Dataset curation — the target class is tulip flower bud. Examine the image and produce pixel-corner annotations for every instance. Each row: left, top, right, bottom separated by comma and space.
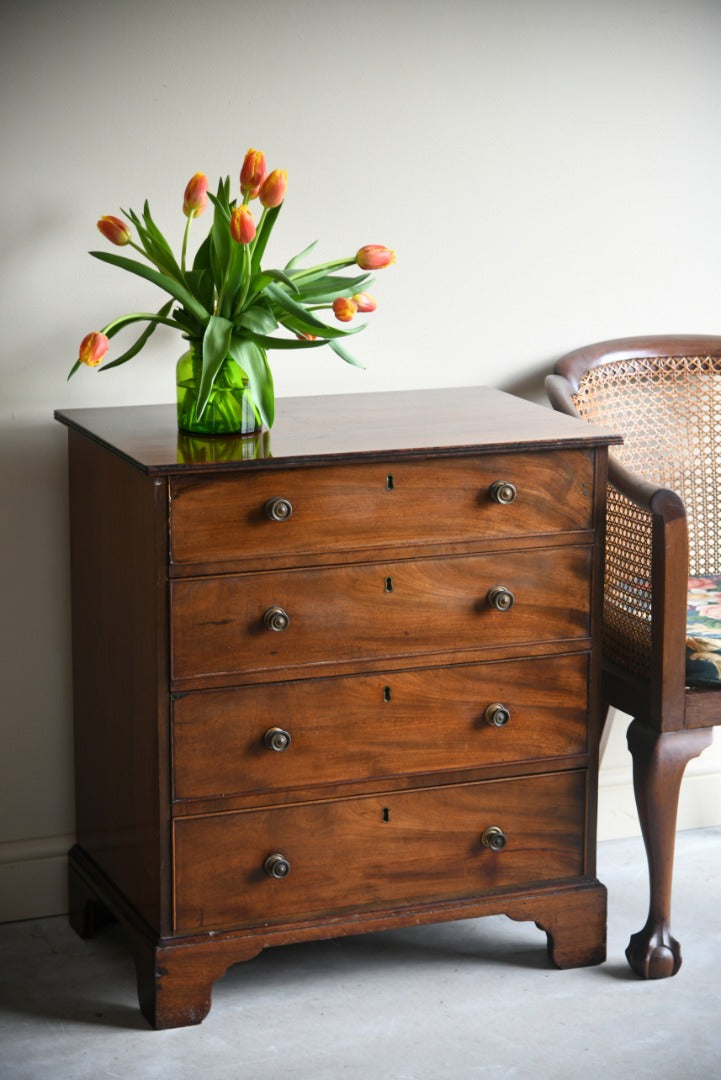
240, 148, 267, 198
230, 204, 256, 244
259, 169, 288, 209
352, 292, 377, 312
97, 215, 131, 246
183, 172, 209, 218
356, 245, 396, 270
78, 331, 110, 368
332, 297, 358, 323
295, 331, 318, 340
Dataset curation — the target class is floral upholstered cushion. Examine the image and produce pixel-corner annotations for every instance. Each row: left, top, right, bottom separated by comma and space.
686, 576, 721, 687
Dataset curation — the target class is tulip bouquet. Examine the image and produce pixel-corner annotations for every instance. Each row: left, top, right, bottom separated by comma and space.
70, 149, 395, 434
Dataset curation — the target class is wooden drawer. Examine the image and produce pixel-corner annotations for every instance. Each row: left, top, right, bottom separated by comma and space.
173, 771, 587, 932
169, 451, 594, 571
172, 653, 589, 801
170, 545, 592, 684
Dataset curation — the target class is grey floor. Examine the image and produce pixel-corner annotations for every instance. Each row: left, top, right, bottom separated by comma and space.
0, 829, 719, 1080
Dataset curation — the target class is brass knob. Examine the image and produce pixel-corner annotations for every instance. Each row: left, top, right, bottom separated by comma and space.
487, 585, 514, 612
263, 606, 290, 632
489, 480, 517, 505
485, 703, 510, 727
481, 826, 507, 851
264, 727, 292, 752
265, 496, 293, 522
264, 853, 291, 878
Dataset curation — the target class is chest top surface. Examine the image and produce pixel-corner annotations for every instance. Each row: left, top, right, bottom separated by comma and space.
55, 386, 620, 475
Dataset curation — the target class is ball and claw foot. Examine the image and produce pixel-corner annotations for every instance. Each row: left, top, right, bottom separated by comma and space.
625, 923, 682, 980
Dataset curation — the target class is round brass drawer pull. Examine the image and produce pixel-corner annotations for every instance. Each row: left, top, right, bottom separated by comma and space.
264, 727, 292, 752
263, 606, 290, 632
264, 853, 291, 878
489, 480, 517, 505
485, 703, 510, 727
264, 496, 293, 522
487, 585, 514, 612
481, 826, 507, 852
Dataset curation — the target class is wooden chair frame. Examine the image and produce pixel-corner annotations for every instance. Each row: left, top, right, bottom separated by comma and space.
547, 334, 718, 979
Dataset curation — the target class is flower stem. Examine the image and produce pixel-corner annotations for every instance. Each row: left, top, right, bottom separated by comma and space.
101, 312, 179, 335
181, 214, 193, 274
291, 257, 356, 279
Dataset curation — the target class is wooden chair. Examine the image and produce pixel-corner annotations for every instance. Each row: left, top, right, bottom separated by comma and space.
546, 335, 720, 979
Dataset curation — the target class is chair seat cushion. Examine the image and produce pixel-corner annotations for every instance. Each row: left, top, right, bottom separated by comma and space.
686, 576, 721, 686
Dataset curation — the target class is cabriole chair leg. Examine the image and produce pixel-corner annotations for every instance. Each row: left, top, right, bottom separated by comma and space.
625, 719, 713, 978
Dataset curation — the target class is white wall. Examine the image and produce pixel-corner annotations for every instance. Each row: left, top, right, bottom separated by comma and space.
1, 0, 720, 921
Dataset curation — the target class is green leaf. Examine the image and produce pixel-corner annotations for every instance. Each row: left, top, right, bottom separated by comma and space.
295, 273, 374, 305
219, 238, 248, 318
229, 336, 275, 428
284, 240, 318, 270
266, 283, 366, 339
101, 301, 175, 371
248, 267, 299, 298
196, 315, 234, 418
121, 205, 181, 281
236, 304, 279, 335
90, 250, 210, 322
103, 300, 176, 339
172, 307, 204, 339
240, 332, 327, 350
184, 268, 215, 312
329, 338, 365, 369
251, 203, 282, 273
141, 201, 184, 279
68, 300, 175, 379
210, 200, 232, 286
192, 231, 213, 273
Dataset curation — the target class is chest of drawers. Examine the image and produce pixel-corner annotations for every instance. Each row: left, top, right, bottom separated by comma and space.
56, 386, 619, 1029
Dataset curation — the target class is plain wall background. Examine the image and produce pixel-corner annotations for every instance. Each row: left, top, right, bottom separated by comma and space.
1, 0, 720, 921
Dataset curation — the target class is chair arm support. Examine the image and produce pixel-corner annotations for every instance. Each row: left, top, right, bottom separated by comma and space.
607, 457, 689, 728
546, 370, 688, 727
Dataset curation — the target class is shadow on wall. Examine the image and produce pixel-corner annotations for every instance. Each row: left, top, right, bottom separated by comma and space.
497, 359, 555, 406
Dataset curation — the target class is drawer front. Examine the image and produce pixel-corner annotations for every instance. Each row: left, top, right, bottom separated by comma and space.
169, 451, 594, 569
170, 546, 591, 683
172, 653, 589, 801
173, 771, 587, 932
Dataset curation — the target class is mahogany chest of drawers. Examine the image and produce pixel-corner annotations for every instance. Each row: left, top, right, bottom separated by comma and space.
56, 387, 619, 1029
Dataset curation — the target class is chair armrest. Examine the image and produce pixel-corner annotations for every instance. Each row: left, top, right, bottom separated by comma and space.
545, 372, 581, 417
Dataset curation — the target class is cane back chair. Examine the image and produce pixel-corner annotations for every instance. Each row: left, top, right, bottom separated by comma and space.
546, 335, 720, 979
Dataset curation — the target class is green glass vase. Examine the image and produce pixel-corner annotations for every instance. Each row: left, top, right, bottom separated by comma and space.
176, 346, 261, 436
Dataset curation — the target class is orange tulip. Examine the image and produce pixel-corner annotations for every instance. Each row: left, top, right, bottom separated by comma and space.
97, 215, 131, 246
352, 292, 377, 312
356, 244, 396, 270
78, 331, 109, 368
259, 169, 288, 209
240, 148, 266, 198
182, 172, 209, 217
332, 297, 358, 323
230, 204, 256, 244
